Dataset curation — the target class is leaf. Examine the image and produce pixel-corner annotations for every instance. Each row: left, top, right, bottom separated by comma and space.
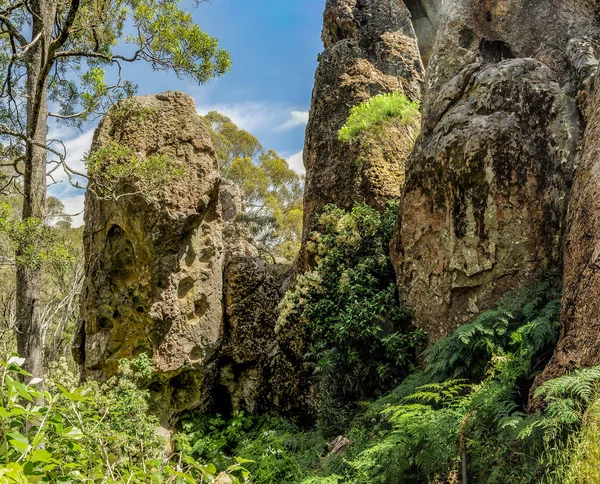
31, 448, 54, 463
6, 375, 33, 401
28, 377, 43, 386
234, 457, 255, 465
7, 356, 25, 367
63, 427, 85, 440
8, 431, 30, 454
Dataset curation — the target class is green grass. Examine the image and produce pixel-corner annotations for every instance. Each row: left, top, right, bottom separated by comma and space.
561, 398, 600, 483
338, 92, 420, 143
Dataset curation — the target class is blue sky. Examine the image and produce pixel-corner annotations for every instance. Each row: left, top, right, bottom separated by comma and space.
49, 0, 325, 224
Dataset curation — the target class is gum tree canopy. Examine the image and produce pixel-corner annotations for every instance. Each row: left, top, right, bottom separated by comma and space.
0, 0, 230, 377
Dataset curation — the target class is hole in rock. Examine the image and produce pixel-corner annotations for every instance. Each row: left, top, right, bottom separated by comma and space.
459, 28, 477, 49
479, 39, 515, 63
178, 276, 195, 299
212, 384, 233, 416
194, 294, 209, 319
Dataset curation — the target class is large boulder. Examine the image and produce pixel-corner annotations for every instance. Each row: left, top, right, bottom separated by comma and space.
297, 0, 424, 273
391, 1, 597, 343
74, 91, 224, 421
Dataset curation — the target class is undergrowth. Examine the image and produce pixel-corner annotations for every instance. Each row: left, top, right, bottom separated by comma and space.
0, 355, 251, 483
276, 203, 425, 434
180, 276, 600, 483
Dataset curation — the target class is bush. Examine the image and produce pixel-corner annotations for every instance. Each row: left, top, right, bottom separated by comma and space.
177, 278, 600, 484
277, 203, 424, 434
338, 277, 600, 484
0, 355, 251, 483
338, 93, 420, 143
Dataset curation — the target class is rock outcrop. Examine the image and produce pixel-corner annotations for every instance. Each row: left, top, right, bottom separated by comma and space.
75, 92, 224, 420
75, 92, 308, 422
403, 0, 442, 65
219, 257, 307, 414
220, 178, 258, 261
533, 42, 600, 391
298, 0, 424, 272
391, 0, 597, 343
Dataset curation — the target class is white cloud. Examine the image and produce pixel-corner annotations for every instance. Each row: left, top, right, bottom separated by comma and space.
287, 150, 305, 175
277, 111, 309, 131
196, 101, 309, 134
59, 194, 86, 228
45, 128, 93, 227
47, 128, 94, 185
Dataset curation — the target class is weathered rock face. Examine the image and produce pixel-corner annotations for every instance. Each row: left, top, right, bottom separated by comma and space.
220, 178, 258, 262
533, 42, 600, 391
298, 0, 424, 272
391, 1, 597, 343
74, 91, 224, 419
219, 257, 308, 414
404, 0, 442, 65
425, 0, 598, 95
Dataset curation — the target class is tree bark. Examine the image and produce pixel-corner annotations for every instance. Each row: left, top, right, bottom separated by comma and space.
530, 78, 600, 397
16, 0, 56, 378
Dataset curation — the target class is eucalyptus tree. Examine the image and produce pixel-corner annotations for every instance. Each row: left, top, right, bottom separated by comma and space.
0, 0, 230, 376
202, 111, 304, 263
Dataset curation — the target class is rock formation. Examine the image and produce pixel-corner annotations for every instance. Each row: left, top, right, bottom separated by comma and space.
391, 0, 597, 342
219, 257, 307, 414
298, 0, 425, 272
533, 41, 600, 391
74, 92, 224, 420
75, 91, 307, 422
403, 0, 442, 65
220, 178, 258, 262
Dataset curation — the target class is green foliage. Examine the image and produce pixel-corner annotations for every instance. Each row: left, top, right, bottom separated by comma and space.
334, 277, 587, 484
201, 111, 303, 263
424, 279, 562, 382
277, 203, 424, 434
178, 412, 324, 484
172, 278, 600, 484
0, 202, 76, 270
0, 0, 230, 129
85, 139, 185, 200
560, 397, 600, 483
0, 355, 251, 483
202, 111, 263, 173
0, 196, 83, 362
338, 93, 420, 143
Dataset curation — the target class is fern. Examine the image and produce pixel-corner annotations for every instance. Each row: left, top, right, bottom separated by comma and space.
535, 367, 600, 405
350, 277, 569, 483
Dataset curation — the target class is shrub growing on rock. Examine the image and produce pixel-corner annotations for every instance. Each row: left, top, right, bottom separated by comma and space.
277, 203, 424, 433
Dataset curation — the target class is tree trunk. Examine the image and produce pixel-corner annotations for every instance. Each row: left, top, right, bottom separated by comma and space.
16, 0, 55, 378
531, 78, 600, 397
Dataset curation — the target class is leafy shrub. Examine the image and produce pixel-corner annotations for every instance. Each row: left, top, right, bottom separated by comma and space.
176, 278, 600, 484
0, 355, 251, 483
277, 203, 425, 434
85, 141, 185, 201
338, 93, 420, 143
